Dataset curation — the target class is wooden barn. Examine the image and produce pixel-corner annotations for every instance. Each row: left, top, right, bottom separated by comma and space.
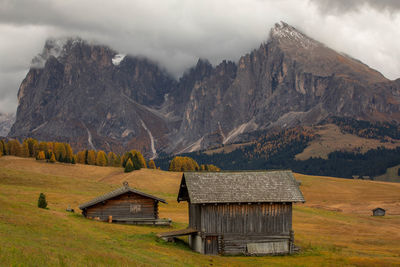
79, 182, 171, 225
372, 207, 385, 216
176, 171, 305, 255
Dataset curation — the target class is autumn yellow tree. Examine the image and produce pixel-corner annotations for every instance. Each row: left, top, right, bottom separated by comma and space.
38, 142, 48, 154
54, 143, 66, 162
7, 140, 21, 156
48, 152, 56, 163
36, 151, 46, 160
18, 141, 30, 157
169, 156, 199, 171
87, 150, 96, 165
76, 151, 86, 164
0, 140, 7, 155
64, 143, 74, 163
96, 150, 108, 166
24, 138, 39, 157
148, 160, 156, 169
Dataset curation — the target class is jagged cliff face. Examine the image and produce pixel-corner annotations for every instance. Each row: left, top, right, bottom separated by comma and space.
9, 39, 176, 157
0, 113, 15, 137
172, 22, 400, 152
9, 23, 400, 156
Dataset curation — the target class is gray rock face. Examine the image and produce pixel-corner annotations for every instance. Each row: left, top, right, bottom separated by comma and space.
0, 113, 15, 137
9, 23, 400, 156
171, 22, 400, 152
9, 39, 175, 156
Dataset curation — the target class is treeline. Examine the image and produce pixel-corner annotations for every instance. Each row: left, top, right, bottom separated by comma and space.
288, 147, 400, 178
0, 138, 157, 172
326, 116, 400, 140
0, 138, 75, 163
168, 156, 220, 172
156, 126, 400, 179
0, 138, 220, 173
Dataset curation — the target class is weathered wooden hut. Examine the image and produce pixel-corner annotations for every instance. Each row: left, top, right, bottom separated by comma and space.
372, 207, 385, 216
176, 171, 305, 255
79, 182, 170, 225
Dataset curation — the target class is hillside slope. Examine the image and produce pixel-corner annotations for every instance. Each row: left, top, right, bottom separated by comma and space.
0, 156, 399, 266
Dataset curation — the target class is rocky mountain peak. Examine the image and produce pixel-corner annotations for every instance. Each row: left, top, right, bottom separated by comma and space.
269, 21, 319, 49
8, 22, 400, 156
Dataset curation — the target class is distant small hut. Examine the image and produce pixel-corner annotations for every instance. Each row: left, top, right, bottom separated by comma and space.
372, 207, 385, 216
79, 182, 170, 225
172, 170, 305, 255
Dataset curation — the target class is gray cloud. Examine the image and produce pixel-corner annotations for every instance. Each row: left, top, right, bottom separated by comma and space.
0, 0, 399, 114
310, 0, 400, 14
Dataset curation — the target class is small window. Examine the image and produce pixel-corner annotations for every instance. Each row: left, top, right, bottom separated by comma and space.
130, 204, 141, 213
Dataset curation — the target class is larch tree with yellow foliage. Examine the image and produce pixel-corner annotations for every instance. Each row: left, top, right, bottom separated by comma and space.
96, 151, 108, 166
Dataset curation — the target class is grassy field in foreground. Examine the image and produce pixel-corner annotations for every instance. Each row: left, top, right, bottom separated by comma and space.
0, 156, 400, 266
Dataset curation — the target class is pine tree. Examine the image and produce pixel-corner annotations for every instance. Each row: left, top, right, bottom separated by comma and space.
96, 150, 108, 166
87, 150, 96, 165
36, 151, 46, 160
37, 193, 47, 209
132, 150, 146, 168
48, 152, 56, 163
148, 160, 156, 169
71, 155, 77, 164
124, 158, 134, 173
114, 154, 122, 167
132, 154, 141, 170
0, 142, 3, 157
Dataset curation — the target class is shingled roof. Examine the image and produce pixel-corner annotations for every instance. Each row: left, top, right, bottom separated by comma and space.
79, 182, 166, 210
178, 171, 305, 204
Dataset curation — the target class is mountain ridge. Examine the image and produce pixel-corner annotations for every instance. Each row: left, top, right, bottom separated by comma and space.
8, 22, 400, 157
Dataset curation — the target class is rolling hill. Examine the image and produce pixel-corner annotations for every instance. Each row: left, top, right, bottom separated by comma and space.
0, 156, 399, 266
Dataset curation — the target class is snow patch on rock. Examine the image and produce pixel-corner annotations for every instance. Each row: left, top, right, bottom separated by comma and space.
271, 21, 318, 49
112, 54, 126, 66
139, 119, 157, 159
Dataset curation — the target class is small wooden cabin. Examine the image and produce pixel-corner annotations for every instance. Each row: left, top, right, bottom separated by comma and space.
79, 182, 170, 225
177, 171, 305, 255
372, 207, 385, 216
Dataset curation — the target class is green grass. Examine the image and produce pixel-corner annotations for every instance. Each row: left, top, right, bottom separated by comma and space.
0, 156, 399, 266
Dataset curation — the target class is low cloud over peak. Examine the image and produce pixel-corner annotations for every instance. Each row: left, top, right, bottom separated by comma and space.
0, 0, 399, 113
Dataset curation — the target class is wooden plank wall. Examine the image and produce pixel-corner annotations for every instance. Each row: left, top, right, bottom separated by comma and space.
85, 193, 157, 221
189, 204, 202, 230
220, 234, 290, 255
200, 203, 292, 235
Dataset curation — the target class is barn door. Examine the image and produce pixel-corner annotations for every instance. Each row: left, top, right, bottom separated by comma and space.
205, 236, 218, 255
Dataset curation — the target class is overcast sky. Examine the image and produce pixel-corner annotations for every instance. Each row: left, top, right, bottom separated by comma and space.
0, 0, 399, 113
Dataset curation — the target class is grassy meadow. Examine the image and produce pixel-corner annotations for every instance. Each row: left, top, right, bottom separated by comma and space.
0, 156, 399, 266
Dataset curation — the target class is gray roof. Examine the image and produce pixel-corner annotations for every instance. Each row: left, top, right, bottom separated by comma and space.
79, 182, 166, 209
178, 171, 305, 204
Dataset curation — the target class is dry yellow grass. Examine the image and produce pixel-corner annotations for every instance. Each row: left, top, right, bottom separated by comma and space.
0, 156, 400, 266
296, 124, 400, 160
